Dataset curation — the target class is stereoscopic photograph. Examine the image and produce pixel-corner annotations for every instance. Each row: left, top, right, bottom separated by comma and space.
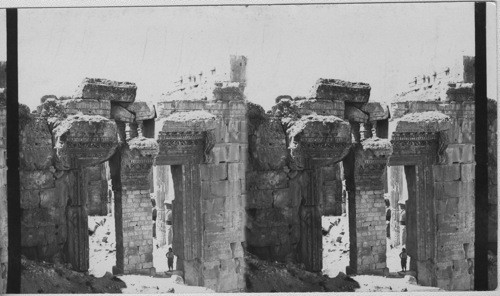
0, 1, 497, 293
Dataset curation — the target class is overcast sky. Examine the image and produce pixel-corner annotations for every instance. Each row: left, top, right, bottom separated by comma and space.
0, 3, 496, 110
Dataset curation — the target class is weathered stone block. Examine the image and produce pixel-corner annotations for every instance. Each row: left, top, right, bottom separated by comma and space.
52, 114, 119, 170
200, 163, 227, 181
345, 105, 368, 123
19, 117, 53, 171
75, 78, 137, 103
20, 170, 55, 190
39, 188, 64, 209
460, 163, 475, 181
246, 171, 289, 190
126, 101, 156, 121
20, 190, 40, 209
445, 144, 475, 164
249, 119, 288, 171
59, 98, 111, 118
245, 190, 274, 209
361, 102, 390, 121
310, 78, 371, 103
111, 104, 134, 123
433, 164, 461, 182
228, 163, 245, 181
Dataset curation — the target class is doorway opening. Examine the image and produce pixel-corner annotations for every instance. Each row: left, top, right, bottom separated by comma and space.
88, 161, 116, 277
152, 164, 177, 274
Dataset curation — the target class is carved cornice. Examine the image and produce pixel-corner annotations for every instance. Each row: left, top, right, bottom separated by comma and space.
389, 131, 444, 166
156, 130, 215, 165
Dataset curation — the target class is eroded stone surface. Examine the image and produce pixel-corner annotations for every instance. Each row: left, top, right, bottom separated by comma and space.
361, 102, 390, 121
75, 78, 137, 103
52, 115, 118, 170
310, 78, 371, 103
19, 116, 54, 171
60, 98, 111, 118
126, 101, 156, 121
110, 104, 134, 123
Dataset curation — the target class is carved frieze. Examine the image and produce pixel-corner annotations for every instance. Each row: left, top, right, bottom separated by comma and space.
52, 115, 119, 170
156, 111, 218, 165
286, 115, 352, 169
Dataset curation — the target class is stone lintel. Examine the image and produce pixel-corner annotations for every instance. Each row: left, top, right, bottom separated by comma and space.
310, 78, 371, 103
75, 78, 137, 103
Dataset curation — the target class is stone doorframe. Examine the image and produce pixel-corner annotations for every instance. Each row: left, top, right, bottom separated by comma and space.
387, 112, 454, 286
154, 113, 216, 286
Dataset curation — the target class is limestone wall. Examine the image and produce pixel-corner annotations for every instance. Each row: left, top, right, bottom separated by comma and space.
155, 99, 247, 292
389, 99, 475, 290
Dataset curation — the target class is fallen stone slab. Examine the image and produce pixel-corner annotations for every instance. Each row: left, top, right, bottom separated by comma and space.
52, 114, 119, 170
110, 104, 134, 123
75, 78, 137, 103
310, 78, 371, 103
361, 102, 390, 121
344, 105, 369, 123
126, 101, 156, 121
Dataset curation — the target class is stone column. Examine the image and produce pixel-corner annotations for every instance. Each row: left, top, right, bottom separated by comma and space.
116, 138, 158, 275
349, 139, 392, 275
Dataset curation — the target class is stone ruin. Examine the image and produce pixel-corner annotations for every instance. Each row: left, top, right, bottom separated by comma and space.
0, 56, 496, 292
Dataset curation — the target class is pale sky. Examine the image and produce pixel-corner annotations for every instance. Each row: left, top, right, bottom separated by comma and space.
0, 3, 495, 110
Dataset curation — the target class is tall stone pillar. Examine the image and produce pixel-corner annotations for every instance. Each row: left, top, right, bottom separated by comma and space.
348, 138, 392, 275
116, 137, 158, 275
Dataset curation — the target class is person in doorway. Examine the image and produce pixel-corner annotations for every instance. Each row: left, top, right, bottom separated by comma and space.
151, 199, 157, 239
399, 203, 407, 245
385, 199, 391, 239
166, 247, 174, 271
399, 248, 408, 272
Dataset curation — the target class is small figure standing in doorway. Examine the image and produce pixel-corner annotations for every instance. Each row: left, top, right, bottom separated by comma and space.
166, 247, 175, 271
399, 248, 408, 272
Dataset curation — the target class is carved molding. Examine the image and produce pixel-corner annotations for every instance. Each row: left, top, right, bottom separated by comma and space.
156, 130, 215, 165
389, 131, 445, 166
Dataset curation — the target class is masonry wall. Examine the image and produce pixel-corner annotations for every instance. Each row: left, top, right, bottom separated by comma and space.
156, 100, 247, 292
390, 100, 475, 290
19, 114, 69, 263
352, 183, 387, 273
120, 189, 154, 274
